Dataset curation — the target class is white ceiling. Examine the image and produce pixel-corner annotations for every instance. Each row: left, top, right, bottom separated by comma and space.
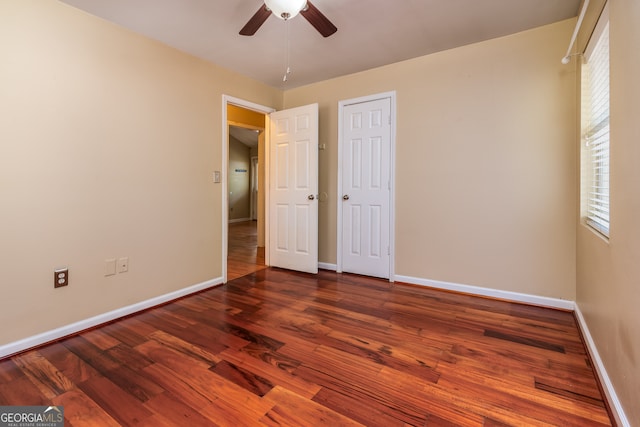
229, 125, 259, 148
59, 0, 580, 89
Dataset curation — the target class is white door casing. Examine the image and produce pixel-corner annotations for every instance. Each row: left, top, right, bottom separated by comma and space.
268, 103, 319, 274
250, 156, 258, 220
339, 95, 394, 279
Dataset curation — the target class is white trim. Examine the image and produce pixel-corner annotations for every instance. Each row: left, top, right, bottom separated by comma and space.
0, 277, 223, 359
318, 262, 337, 271
228, 217, 252, 224
395, 274, 575, 311
250, 155, 259, 221
574, 304, 631, 427
584, 2, 610, 61
222, 95, 275, 283
337, 91, 397, 281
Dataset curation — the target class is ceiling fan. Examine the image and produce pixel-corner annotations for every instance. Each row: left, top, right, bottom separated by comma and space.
240, 0, 337, 37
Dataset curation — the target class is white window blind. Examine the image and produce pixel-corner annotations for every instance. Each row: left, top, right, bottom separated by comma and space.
582, 21, 610, 237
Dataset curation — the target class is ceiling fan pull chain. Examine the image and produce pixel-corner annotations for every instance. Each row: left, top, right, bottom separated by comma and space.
283, 19, 292, 82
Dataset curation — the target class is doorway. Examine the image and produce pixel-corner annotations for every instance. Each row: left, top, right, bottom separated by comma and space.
222, 96, 320, 281
227, 124, 265, 281
223, 96, 274, 282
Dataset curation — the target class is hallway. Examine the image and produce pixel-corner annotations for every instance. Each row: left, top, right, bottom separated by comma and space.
227, 220, 266, 281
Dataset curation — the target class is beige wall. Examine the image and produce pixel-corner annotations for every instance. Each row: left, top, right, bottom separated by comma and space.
577, 0, 640, 424
285, 19, 577, 300
228, 136, 251, 220
0, 0, 282, 345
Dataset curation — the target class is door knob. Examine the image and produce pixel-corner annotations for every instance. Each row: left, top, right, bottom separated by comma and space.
308, 194, 315, 200
343, 195, 350, 200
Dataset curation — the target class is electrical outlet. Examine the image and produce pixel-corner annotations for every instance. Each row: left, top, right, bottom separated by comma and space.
118, 257, 129, 273
54, 268, 68, 288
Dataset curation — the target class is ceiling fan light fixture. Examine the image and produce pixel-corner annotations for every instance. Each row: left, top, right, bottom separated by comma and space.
264, 0, 307, 20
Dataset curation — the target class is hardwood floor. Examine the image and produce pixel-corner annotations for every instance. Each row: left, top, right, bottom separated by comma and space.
228, 220, 266, 281
0, 267, 612, 426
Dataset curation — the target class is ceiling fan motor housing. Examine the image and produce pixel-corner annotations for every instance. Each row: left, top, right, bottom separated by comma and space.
240, 0, 336, 38
264, 0, 307, 20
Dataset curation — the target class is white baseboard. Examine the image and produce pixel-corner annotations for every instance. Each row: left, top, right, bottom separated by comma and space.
0, 277, 224, 359
394, 275, 575, 311
318, 262, 337, 271
574, 305, 630, 427
228, 218, 252, 224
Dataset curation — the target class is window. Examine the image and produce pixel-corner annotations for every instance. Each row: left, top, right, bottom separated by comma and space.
581, 17, 610, 237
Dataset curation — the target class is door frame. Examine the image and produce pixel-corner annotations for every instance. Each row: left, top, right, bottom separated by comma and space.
222, 95, 275, 283
250, 155, 259, 221
337, 91, 397, 281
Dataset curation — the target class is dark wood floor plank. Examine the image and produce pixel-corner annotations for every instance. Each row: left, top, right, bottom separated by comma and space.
78, 375, 154, 426
202, 315, 285, 351
151, 305, 198, 328
312, 386, 408, 427
100, 321, 148, 348
37, 342, 100, 385
218, 346, 320, 399
140, 311, 233, 355
238, 342, 302, 373
252, 304, 334, 341
144, 391, 221, 427
292, 350, 431, 425
52, 389, 121, 427
79, 329, 121, 351
12, 351, 75, 399
134, 413, 182, 427
262, 386, 366, 427
147, 330, 222, 366
105, 364, 164, 403
61, 335, 122, 374
0, 375, 48, 406
535, 377, 605, 407
105, 343, 155, 371
184, 319, 251, 351
0, 358, 25, 383
141, 363, 215, 410
136, 339, 274, 418
201, 394, 272, 427
484, 328, 564, 353
209, 360, 274, 397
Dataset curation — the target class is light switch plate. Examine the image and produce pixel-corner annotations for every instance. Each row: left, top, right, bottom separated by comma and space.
105, 259, 116, 276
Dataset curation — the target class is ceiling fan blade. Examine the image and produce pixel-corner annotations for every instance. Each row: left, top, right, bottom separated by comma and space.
300, 1, 337, 37
239, 4, 271, 36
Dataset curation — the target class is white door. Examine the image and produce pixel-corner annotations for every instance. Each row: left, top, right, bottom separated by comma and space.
341, 97, 392, 278
268, 103, 319, 274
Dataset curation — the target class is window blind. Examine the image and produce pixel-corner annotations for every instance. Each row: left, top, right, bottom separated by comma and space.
582, 22, 610, 237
